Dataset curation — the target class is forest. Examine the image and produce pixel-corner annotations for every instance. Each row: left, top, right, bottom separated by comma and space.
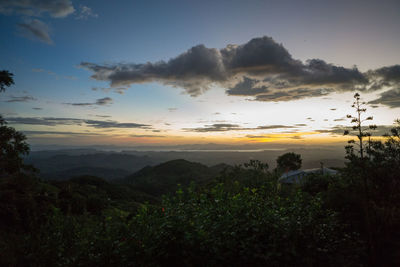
1, 72, 400, 266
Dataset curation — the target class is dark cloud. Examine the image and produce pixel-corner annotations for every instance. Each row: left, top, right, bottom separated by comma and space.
93, 115, 111, 118
130, 134, 166, 138
254, 88, 334, 102
184, 123, 241, 132
368, 88, 400, 108
23, 130, 102, 136
245, 134, 302, 139
84, 120, 150, 129
334, 118, 346, 122
6, 117, 82, 126
80, 44, 226, 97
0, 0, 75, 17
184, 123, 301, 132
32, 107, 42, 110
245, 135, 272, 138
226, 76, 268, 96
92, 87, 127, 94
255, 125, 297, 130
5, 95, 36, 102
324, 125, 395, 136
81, 36, 377, 101
65, 97, 113, 106
17, 19, 53, 44
6, 117, 151, 129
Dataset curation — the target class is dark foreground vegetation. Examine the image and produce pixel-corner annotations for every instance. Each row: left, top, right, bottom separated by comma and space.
0, 73, 399, 266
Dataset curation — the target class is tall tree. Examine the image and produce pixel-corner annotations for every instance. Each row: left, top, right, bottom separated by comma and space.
344, 93, 376, 160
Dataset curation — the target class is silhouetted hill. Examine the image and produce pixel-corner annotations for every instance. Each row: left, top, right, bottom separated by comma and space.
25, 153, 156, 179
123, 159, 229, 196
41, 167, 131, 181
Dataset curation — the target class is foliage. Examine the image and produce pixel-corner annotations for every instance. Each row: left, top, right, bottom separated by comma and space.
276, 152, 302, 172
0, 116, 31, 175
0, 70, 14, 92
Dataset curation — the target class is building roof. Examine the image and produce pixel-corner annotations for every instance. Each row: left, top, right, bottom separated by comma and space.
279, 167, 338, 184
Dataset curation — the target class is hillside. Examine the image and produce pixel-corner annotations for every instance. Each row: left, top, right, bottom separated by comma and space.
123, 159, 230, 196
25, 153, 156, 180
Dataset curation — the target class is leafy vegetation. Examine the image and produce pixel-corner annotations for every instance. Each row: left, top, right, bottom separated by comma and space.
276, 152, 302, 172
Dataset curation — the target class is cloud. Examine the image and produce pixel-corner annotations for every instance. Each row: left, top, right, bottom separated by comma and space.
253, 88, 334, 102
168, 108, 178, 112
32, 107, 42, 110
92, 87, 127, 94
183, 123, 301, 132
184, 123, 241, 132
65, 97, 113, 106
80, 36, 376, 101
23, 130, 102, 136
95, 97, 113, 105
255, 125, 297, 130
6, 117, 151, 129
0, 0, 75, 18
369, 88, 400, 108
76, 5, 98, 20
245, 134, 302, 139
246, 135, 272, 138
84, 120, 150, 129
321, 125, 396, 136
130, 134, 166, 138
366, 65, 400, 90
6, 117, 82, 126
5, 95, 36, 102
93, 115, 111, 118
226, 76, 268, 96
333, 118, 346, 122
17, 19, 53, 44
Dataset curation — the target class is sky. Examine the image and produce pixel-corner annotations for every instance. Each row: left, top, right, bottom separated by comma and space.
1, 0, 399, 148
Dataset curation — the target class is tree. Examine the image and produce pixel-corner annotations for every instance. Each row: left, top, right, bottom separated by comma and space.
0, 70, 14, 92
0, 71, 30, 175
276, 152, 302, 172
0, 116, 30, 175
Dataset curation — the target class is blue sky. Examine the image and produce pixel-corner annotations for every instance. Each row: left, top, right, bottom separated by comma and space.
1, 0, 399, 147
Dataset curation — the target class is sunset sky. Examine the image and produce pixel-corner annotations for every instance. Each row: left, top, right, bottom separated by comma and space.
1, 0, 399, 148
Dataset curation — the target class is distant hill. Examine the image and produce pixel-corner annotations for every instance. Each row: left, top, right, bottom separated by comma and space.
25, 153, 156, 180
41, 167, 131, 181
123, 159, 230, 196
